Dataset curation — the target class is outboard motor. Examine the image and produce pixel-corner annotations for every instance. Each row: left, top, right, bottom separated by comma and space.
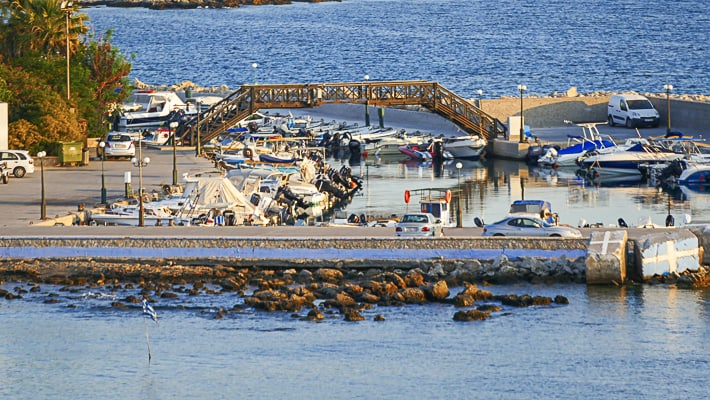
348, 139, 362, 164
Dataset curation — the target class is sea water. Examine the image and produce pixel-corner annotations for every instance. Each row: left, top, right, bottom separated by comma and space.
3, 1, 710, 398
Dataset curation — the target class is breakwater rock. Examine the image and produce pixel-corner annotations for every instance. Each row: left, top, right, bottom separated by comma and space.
0, 263, 572, 322
84, 0, 338, 10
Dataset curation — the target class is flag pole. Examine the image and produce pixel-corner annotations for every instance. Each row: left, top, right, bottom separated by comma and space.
143, 313, 152, 363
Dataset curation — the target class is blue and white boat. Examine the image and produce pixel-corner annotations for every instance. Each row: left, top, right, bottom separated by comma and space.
537, 122, 616, 167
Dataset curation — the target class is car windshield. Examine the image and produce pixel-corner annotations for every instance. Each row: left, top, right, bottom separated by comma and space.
627, 99, 654, 110
403, 215, 427, 223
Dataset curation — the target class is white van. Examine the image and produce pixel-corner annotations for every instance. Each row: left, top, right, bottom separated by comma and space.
607, 94, 660, 128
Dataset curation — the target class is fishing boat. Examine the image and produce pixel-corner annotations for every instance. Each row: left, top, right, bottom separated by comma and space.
117, 90, 197, 129
403, 188, 455, 227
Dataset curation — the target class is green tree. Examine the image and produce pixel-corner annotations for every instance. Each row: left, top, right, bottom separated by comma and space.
80, 30, 132, 136
0, 0, 132, 150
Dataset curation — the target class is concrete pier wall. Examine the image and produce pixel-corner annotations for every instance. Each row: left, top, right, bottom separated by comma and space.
481, 95, 710, 134
0, 236, 588, 269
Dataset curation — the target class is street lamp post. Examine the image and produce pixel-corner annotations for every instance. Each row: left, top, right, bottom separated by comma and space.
517, 84, 527, 143
364, 74, 370, 126
170, 121, 179, 186
98, 141, 107, 205
476, 89, 484, 109
37, 151, 47, 220
252, 63, 258, 85
131, 136, 150, 227
663, 84, 673, 134
60, 1, 73, 101
456, 162, 463, 228
195, 101, 202, 157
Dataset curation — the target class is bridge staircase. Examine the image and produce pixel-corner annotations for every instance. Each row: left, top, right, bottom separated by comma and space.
178, 81, 507, 147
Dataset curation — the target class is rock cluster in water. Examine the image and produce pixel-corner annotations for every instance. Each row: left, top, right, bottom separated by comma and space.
3, 258, 709, 322
1, 260, 578, 322
83, 0, 338, 10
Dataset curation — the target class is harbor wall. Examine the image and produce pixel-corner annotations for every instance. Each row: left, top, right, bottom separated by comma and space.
480, 95, 710, 134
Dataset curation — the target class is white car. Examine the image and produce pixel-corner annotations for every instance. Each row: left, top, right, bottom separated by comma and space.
395, 212, 444, 237
101, 133, 136, 159
0, 150, 35, 178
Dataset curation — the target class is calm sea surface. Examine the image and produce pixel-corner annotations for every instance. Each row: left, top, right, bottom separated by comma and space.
3, 2, 710, 398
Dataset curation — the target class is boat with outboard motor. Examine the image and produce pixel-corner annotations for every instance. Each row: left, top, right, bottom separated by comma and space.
536, 121, 616, 167
117, 90, 198, 129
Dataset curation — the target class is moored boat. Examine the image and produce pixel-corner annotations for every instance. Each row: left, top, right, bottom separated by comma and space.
443, 134, 487, 159
117, 90, 197, 129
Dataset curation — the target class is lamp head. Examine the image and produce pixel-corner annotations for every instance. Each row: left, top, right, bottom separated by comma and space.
252, 63, 258, 69
169, 121, 179, 129
476, 89, 483, 96
664, 84, 673, 92
37, 151, 46, 158
518, 84, 527, 91
456, 162, 463, 169
99, 141, 106, 148
143, 157, 151, 165
364, 74, 369, 81
131, 157, 137, 164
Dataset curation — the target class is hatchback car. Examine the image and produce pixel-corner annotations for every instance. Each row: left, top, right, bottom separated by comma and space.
395, 212, 443, 237
0, 150, 35, 178
102, 133, 136, 159
482, 216, 583, 238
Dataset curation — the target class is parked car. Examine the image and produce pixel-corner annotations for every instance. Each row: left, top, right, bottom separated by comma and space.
482, 216, 583, 238
0, 150, 35, 178
395, 212, 443, 237
100, 133, 136, 159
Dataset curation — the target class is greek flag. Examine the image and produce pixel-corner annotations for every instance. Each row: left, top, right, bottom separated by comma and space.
142, 299, 158, 324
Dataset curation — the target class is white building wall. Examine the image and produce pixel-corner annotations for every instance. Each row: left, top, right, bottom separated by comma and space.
0, 103, 7, 150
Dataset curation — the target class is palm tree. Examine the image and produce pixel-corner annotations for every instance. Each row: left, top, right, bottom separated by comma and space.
3, 0, 88, 59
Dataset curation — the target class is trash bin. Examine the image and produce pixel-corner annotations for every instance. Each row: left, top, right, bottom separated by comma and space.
57, 141, 84, 166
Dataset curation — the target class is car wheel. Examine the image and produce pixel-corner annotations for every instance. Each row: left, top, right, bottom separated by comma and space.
625, 118, 633, 129
607, 115, 615, 127
13, 166, 26, 178
493, 233, 504, 237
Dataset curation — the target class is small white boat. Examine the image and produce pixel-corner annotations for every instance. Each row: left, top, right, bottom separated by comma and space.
140, 128, 172, 146
91, 204, 175, 226
443, 134, 487, 159
117, 90, 197, 129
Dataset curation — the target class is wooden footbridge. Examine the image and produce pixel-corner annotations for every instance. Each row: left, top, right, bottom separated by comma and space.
177, 80, 507, 146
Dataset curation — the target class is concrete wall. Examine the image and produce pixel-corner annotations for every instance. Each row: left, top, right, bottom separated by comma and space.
480, 95, 710, 134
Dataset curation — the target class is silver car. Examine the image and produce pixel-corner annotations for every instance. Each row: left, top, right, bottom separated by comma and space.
482, 216, 583, 238
395, 213, 443, 237
102, 133, 136, 159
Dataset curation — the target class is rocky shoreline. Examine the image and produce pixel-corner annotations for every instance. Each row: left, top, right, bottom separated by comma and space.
3, 257, 710, 322
84, 0, 338, 10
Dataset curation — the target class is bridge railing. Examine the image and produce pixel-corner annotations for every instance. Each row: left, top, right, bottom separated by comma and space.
179, 81, 507, 146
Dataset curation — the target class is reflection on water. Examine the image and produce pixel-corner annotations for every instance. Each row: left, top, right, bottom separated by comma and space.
344, 156, 704, 227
